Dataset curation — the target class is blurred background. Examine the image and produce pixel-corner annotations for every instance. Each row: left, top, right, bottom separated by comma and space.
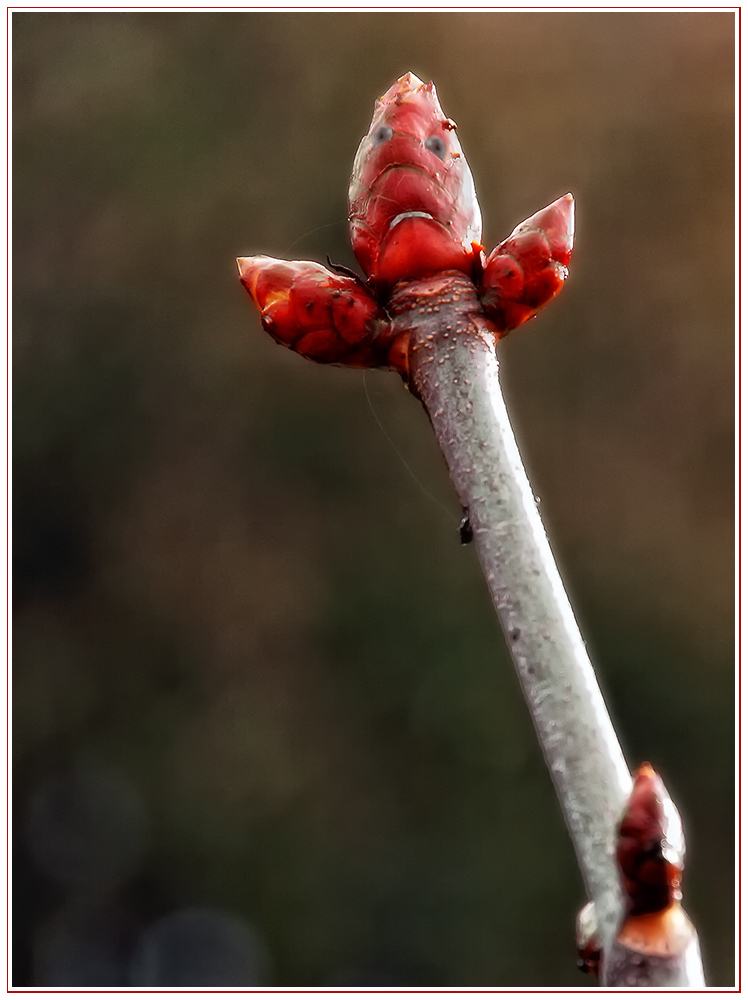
12, 11, 735, 988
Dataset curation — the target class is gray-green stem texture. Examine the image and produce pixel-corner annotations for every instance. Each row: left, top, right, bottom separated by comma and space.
392, 270, 703, 985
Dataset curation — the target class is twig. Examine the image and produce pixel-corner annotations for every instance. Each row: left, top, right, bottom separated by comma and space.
406, 285, 705, 985
237, 63, 707, 978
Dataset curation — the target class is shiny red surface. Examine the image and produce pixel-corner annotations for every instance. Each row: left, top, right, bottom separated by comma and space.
479, 194, 573, 333
616, 763, 684, 916
238, 73, 574, 377
348, 73, 482, 288
237, 256, 396, 368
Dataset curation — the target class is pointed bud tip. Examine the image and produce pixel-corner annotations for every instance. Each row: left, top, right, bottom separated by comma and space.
237, 256, 261, 283
556, 192, 574, 228
546, 193, 575, 244
378, 72, 429, 105
397, 71, 425, 88
237, 256, 264, 297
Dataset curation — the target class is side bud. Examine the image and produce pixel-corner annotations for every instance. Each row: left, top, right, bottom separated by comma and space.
237, 256, 397, 369
479, 193, 574, 335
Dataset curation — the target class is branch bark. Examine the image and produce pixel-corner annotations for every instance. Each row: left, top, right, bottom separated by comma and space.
403, 276, 705, 985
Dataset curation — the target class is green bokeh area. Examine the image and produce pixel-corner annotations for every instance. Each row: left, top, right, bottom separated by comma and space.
13, 11, 734, 988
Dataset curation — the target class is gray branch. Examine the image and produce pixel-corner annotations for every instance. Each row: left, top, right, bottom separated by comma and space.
408, 306, 704, 986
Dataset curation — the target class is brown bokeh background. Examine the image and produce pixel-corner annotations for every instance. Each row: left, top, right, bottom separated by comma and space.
13, 11, 734, 987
